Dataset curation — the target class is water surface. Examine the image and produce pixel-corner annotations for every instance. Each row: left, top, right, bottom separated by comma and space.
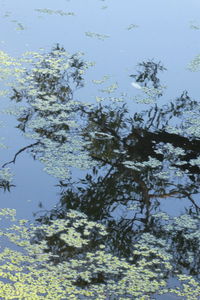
0, 1, 200, 299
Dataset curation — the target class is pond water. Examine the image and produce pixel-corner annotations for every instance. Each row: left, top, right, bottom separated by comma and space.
0, 0, 200, 299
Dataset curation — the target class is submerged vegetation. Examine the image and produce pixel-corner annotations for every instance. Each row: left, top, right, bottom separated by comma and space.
0, 45, 200, 298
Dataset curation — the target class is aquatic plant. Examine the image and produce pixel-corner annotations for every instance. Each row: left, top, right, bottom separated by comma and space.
85, 31, 110, 40
2, 45, 95, 180
35, 8, 75, 17
126, 24, 139, 30
0, 208, 199, 299
1, 49, 200, 298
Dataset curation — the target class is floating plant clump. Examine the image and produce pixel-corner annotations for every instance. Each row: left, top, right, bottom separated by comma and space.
35, 8, 75, 16
85, 31, 110, 40
2, 45, 96, 179
0, 208, 200, 299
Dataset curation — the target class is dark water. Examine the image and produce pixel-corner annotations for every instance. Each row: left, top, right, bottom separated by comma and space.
0, 0, 200, 299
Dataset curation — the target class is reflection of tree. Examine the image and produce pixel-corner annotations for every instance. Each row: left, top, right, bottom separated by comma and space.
77, 66, 200, 277
36, 166, 200, 280
11, 43, 85, 142
0, 178, 14, 191
0, 166, 15, 192
3, 45, 94, 180
35, 90, 200, 279
81, 92, 200, 205
130, 60, 166, 95
6, 54, 200, 285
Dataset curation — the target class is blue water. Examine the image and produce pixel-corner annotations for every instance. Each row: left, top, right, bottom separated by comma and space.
0, 1, 200, 298
1, 0, 200, 218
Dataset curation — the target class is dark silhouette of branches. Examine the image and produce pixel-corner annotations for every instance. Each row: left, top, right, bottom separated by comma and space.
2, 141, 41, 168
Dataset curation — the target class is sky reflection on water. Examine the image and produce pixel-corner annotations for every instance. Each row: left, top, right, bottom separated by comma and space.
0, 1, 200, 298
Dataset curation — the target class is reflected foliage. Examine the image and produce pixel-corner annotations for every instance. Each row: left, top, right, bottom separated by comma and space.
0, 179, 14, 192
11, 44, 85, 140
6, 52, 200, 296
0, 167, 14, 192
7, 45, 94, 180
130, 60, 166, 96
